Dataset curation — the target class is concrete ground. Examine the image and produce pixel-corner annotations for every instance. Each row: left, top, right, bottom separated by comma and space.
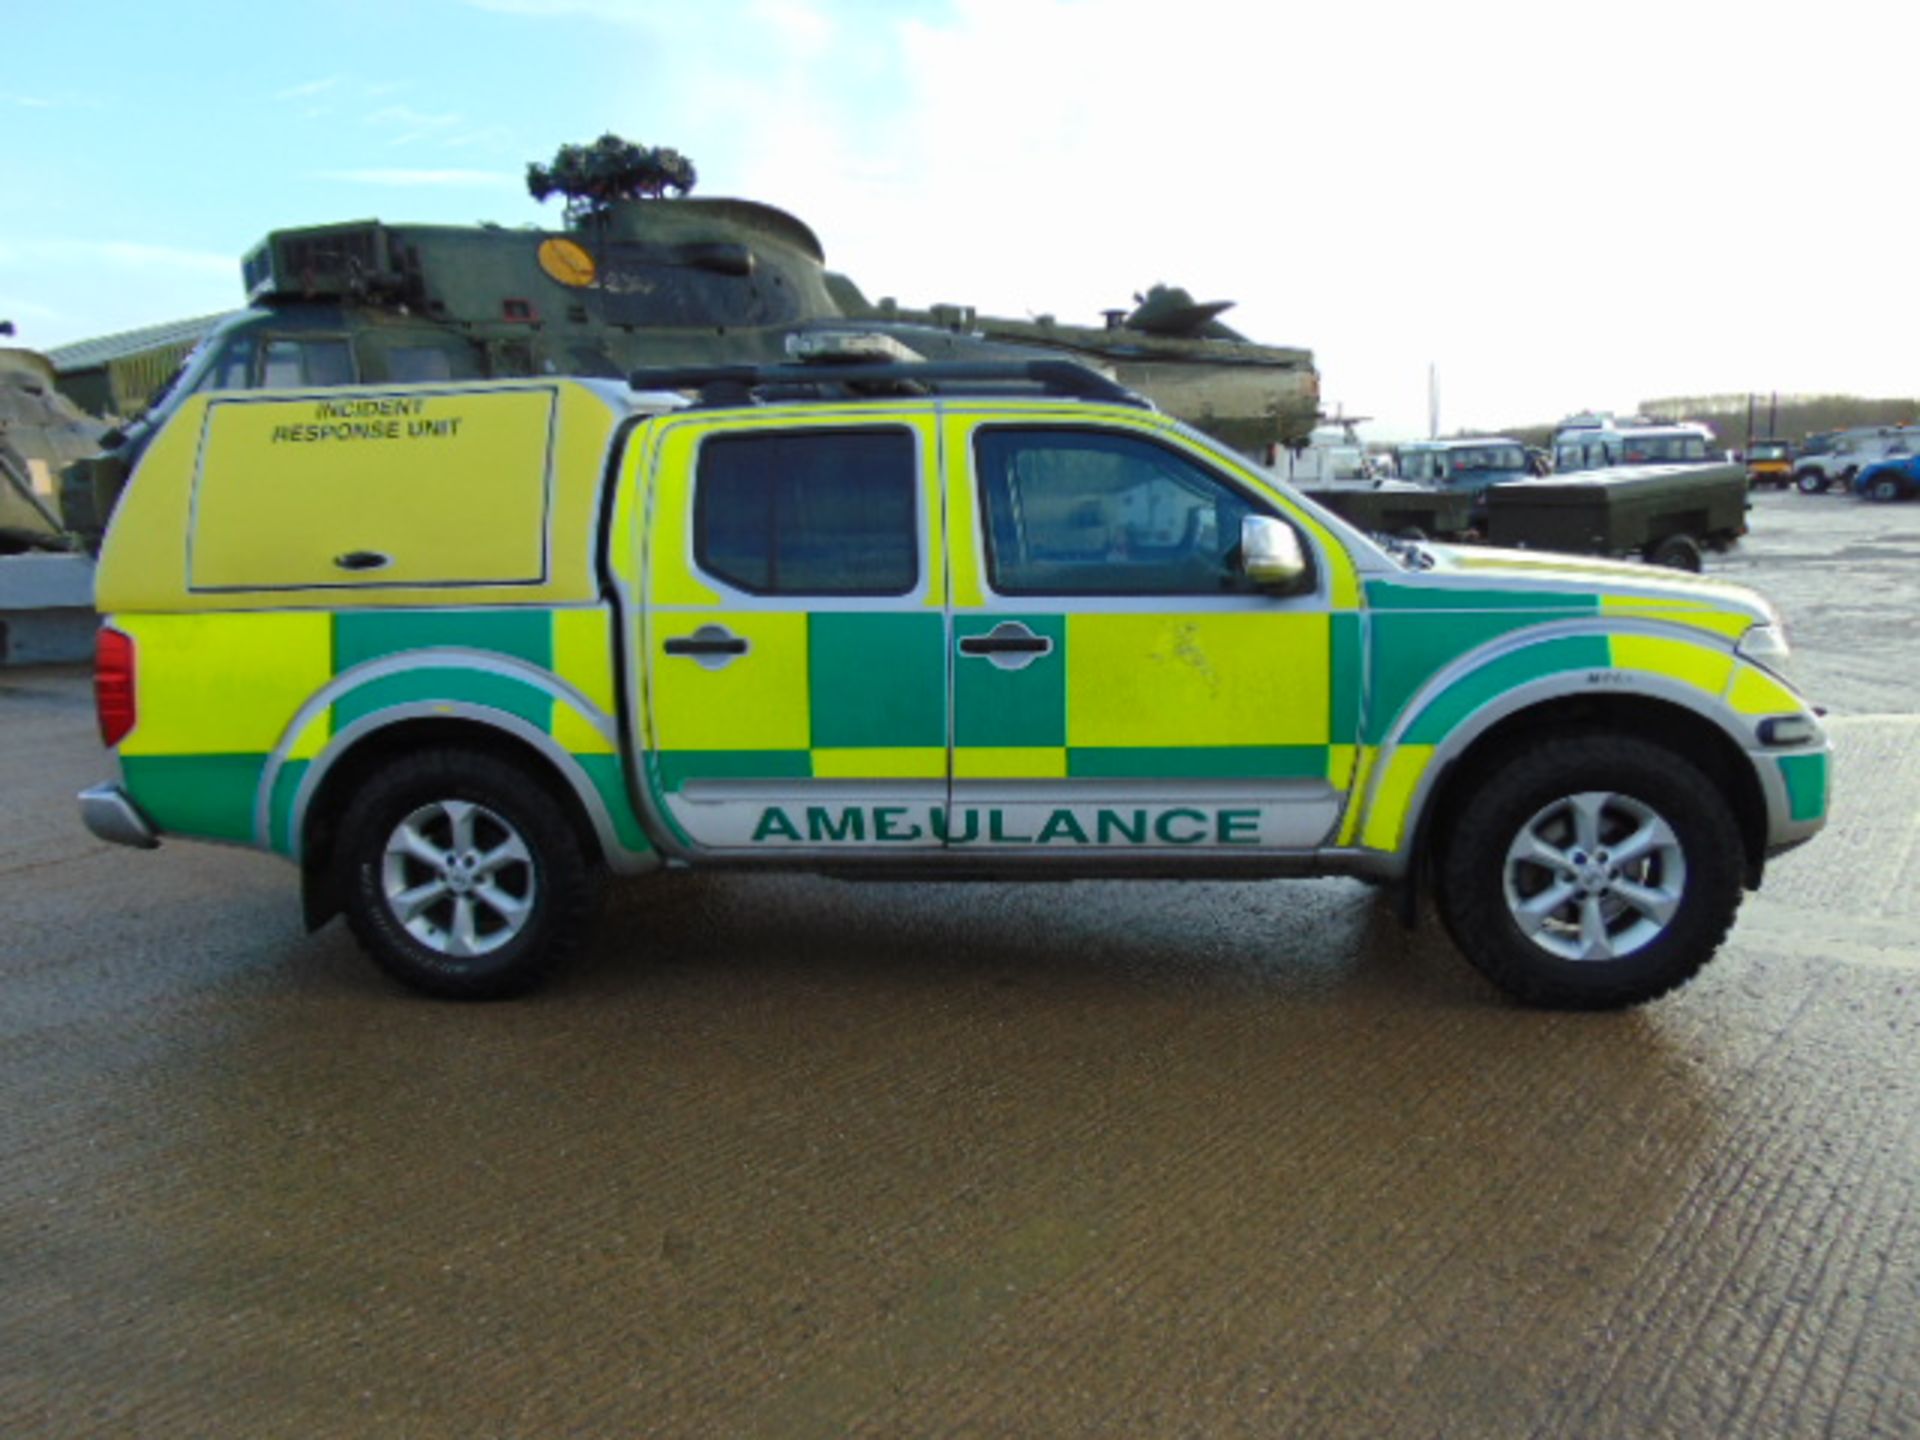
2, 487, 1917, 1438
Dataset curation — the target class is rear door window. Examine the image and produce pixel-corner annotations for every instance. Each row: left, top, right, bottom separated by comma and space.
694, 429, 917, 596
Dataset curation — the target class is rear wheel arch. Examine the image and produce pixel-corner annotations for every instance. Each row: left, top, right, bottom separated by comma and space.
298, 715, 616, 933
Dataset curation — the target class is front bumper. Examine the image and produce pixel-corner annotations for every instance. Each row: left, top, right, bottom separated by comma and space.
79, 783, 160, 850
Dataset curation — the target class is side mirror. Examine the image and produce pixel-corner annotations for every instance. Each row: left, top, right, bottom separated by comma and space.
1240, 515, 1308, 590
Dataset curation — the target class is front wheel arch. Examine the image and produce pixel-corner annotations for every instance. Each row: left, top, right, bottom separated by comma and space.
1418, 693, 1769, 894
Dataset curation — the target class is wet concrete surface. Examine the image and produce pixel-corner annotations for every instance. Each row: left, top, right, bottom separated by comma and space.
3, 487, 1919, 1437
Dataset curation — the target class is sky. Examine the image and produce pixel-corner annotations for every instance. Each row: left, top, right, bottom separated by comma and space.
3, 0, 1913, 439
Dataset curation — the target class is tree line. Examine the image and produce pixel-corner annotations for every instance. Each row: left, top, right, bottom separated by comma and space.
1481, 393, 1918, 451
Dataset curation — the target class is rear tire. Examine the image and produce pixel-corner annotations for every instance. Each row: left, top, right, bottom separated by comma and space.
1436, 733, 1744, 1009
1794, 469, 1826, 495
337, 746, 603, 999
1644, 533, 1703, 572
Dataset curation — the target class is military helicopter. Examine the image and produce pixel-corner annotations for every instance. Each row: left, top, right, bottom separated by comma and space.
60, 137, 1318, 541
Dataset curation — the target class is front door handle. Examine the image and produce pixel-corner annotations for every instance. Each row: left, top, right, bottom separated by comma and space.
958, 621, 1053, 671
664, 624, 750, 670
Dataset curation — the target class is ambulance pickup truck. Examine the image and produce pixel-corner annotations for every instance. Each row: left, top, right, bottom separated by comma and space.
78, 361, 1830, 1008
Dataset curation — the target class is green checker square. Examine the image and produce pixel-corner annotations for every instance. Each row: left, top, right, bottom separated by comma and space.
269, 759, 309, 856
807, 612, 947, 749
1778, 752, 1829, 823
334, 608, 553, 673
1329, 611, 1362, 745
121, 753, 266, 845
954, 613, 1066, 749
1367, 611, 1556, 744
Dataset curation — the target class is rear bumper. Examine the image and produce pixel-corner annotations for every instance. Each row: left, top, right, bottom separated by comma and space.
79, 783, 159, 850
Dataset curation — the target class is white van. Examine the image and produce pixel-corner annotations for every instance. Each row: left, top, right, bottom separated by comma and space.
1553, 413, 1717, 473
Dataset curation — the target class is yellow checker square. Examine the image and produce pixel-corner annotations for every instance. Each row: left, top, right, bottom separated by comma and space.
118, 612, 331, 757
1601, 595, 1752, 640
813, 747, 946, 779
647, 424, 722, 608
1727, 663, 1800, 716
287, 711, 330, 762
649, 610, 809, 752
1065, 612, 1330, 748
954, 746, 1068, 780
1340, 747, 1378, 844
1360, 744, 1433, 851
554, 699, 615, 757
1611, 635, 1734, 697
943, 414, 988, 609
553, 608, 618, 755
1328, 744, 1358, 790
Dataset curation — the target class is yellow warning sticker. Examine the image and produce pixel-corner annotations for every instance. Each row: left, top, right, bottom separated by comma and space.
538, 237, 597, 288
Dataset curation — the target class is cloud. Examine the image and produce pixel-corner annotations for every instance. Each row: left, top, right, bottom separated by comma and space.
366, 104, 467, 148
0, 295, 67, 324
314, 168, 514, 188
440, 125, 517, 152
3, 91, 97, 110
750, 0, 832, 55
274, 76, 342, 101
462, 0, 660, 18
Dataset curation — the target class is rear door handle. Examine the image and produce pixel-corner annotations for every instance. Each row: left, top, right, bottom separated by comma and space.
333, 550, 392, 572
664, 624, 750, 669
959, 635, 1050, 656
958, 621, 1053, 671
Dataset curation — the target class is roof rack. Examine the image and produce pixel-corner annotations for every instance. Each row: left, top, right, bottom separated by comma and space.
626, 359, 1151, 410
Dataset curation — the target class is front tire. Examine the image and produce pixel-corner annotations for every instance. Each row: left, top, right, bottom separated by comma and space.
1794, 469, 1826, 495
337, 747, 603, 999
1867, 475, 1903, 503
1436, 733, 1744, 1008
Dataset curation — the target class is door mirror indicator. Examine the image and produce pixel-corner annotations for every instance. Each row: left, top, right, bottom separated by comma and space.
1240, 515, 1308, 590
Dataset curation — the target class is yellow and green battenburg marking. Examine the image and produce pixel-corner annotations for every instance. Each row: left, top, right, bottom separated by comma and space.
114, 579, 1828, 859
651, 608, 1365, 789
114, 607, 650, 857
1348, 579, 1828, 847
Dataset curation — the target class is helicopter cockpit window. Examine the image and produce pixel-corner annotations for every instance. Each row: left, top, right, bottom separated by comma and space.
260, 338, 355, 389
384, 346, 458, 383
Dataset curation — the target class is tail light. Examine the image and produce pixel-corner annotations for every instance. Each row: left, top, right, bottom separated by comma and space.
95, 626, 136, 748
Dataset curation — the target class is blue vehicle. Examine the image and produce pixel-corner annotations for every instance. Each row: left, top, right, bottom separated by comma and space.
1854, 454, 1920, 503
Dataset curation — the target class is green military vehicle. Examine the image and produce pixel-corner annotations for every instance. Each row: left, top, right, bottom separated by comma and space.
1297, 463, 1747, 573
59, 195, 1318, 544
1484, 463, 1750, 572
1295, 483, 1475, 541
